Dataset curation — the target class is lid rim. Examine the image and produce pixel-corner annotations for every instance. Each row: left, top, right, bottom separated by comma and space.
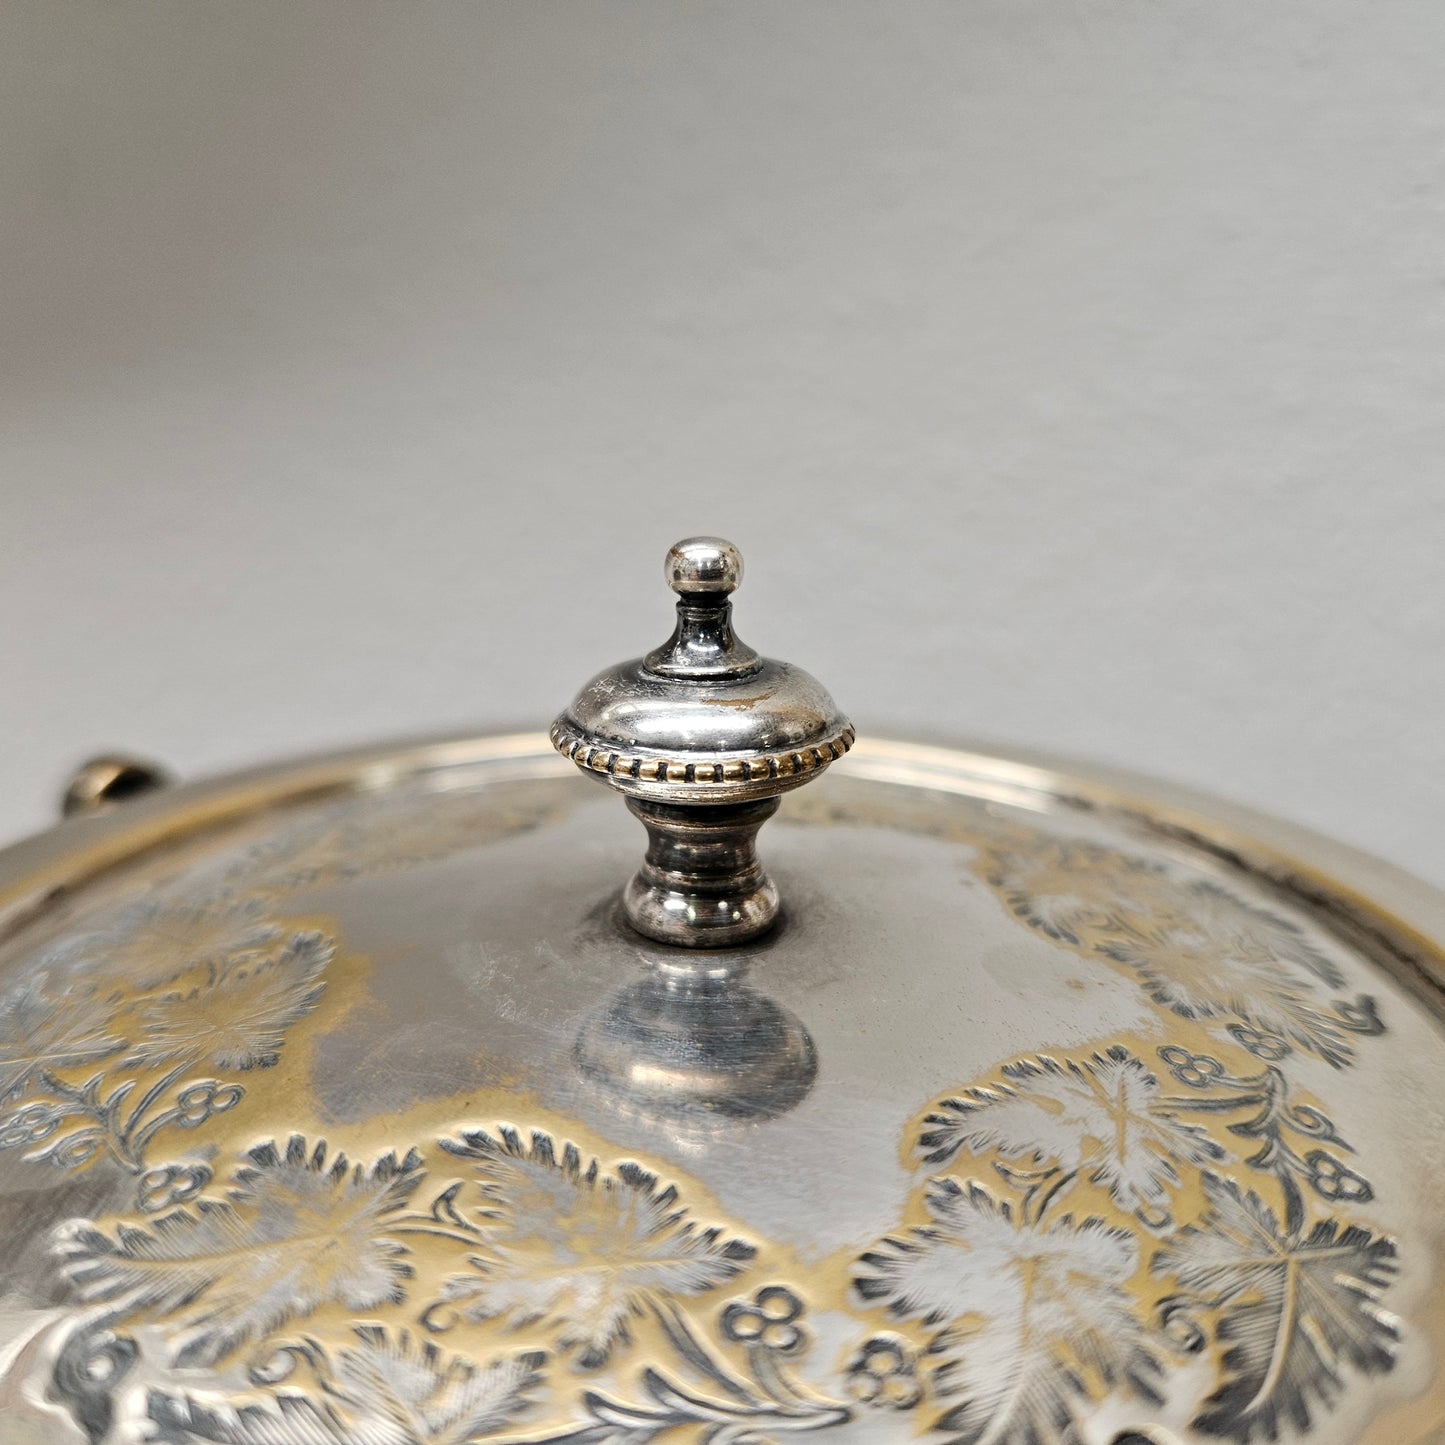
3, 729, 1443, 1008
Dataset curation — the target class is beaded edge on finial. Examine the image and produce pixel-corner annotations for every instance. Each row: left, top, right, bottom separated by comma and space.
549, 719, 855, 786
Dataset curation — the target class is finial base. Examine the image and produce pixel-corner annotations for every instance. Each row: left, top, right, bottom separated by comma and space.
622, 796, 781, 947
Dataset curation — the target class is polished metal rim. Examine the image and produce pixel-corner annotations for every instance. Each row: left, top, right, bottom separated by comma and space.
5, 730, 1443, 1011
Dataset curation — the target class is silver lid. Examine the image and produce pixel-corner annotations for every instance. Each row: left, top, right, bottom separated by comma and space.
0, 572, 1442, 1444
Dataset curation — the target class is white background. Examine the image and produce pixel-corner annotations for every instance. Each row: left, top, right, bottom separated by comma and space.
3, 3, 1443, 883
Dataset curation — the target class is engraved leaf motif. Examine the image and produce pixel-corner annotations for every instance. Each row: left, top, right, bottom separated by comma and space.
55, 1135, 422, 1366
148, 1329, 544, 1444
125, 931, 332, 1072
329, 1327, 542, 1443
920, 1047, 1223, 1215
43, 899, 288, 994
1164, 879, 1345, 991
225, 788, 571, 898
149, 1391, 346, 1445
0, 976, 125, 1101
855, 1180, 1158, 1445
1101, 929, 1356, 1067
1152, 1173, 1399, 1442
979, 836, 1361, 1065
437, 1126, 756, 1368
980, 836, 1182, 949
982, 838, 1342, 987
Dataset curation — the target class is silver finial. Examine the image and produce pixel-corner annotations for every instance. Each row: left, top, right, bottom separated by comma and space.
663, 536, 743, 596
552, 537, 854, 947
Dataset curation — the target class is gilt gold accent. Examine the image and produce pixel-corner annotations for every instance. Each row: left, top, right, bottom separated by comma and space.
0, 734, 1438, 1444
855, 1028, 1397, 1445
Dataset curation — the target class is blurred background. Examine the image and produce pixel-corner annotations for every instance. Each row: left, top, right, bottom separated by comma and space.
2, 2, 1442, 881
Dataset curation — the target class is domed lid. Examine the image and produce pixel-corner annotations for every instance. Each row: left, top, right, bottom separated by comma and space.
0, 541, 1442, 1445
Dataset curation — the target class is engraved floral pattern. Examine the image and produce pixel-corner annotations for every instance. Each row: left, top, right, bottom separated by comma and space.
855, 1034, 1398, 1444
920, 1046, 1223, 1222
44, 899, 291, 994
0, 975, 125, 1100
974, 831, 1384, 1068
1156, 1046, 1373, 1227
0, 785, 1415, 1445
148, 1328, 544, 1444
56, 1135, 422, 1366
845, 1334, 922, 1411
858, 1179, 1160, 1444
0, 903, 332, 1198
1154, 1174, 1398, 1442
433, 1126, 757, 1369
524, 1276, 848, 1443
42, 1120, 847, 1444
125, 930, 330, 1072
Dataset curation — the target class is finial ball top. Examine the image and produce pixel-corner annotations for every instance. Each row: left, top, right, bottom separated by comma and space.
664, 537, 743, 598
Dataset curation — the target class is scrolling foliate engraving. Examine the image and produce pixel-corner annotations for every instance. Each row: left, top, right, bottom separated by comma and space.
0, 977, 125, 1096
858, 1178, 1163, 1445
49, 1122, 849, 1445
428, 1126, 757, 1369
1154, 1175, 1397, 1443
919, 1046, 1225, 1225
419, 1126, 848, 1443
851, 1037, 1399, 1445
0, 901, 333, 1203
124, 932, 327, 1072
148, 1328, 545, 1445
57, 1135, 422, 1367
1154, 1046, 1374, 1223
523, 1280, 850, 1445
0, 783, 1416, 1444
973, 830, 1384, 1067
29, 1072, 1408, 1445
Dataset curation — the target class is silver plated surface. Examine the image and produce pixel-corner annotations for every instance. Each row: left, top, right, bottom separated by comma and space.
0, 732, 1440, 1444
552, 538, 853, 947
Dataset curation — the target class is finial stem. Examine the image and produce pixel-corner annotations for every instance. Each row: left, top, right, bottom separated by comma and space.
645, 598, 760, 679
623, 796, 781, 946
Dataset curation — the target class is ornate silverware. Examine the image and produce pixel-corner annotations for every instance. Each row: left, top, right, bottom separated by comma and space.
551, 537, 852, 946
0, 543, 1441, 1445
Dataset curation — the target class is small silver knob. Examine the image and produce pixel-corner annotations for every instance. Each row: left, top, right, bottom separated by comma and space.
552, 537, 853, 947
663, 536, 743, 596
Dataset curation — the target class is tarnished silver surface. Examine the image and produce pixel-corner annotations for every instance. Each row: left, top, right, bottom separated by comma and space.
0, 732, 1442, 1443
552, 538, 853, 946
